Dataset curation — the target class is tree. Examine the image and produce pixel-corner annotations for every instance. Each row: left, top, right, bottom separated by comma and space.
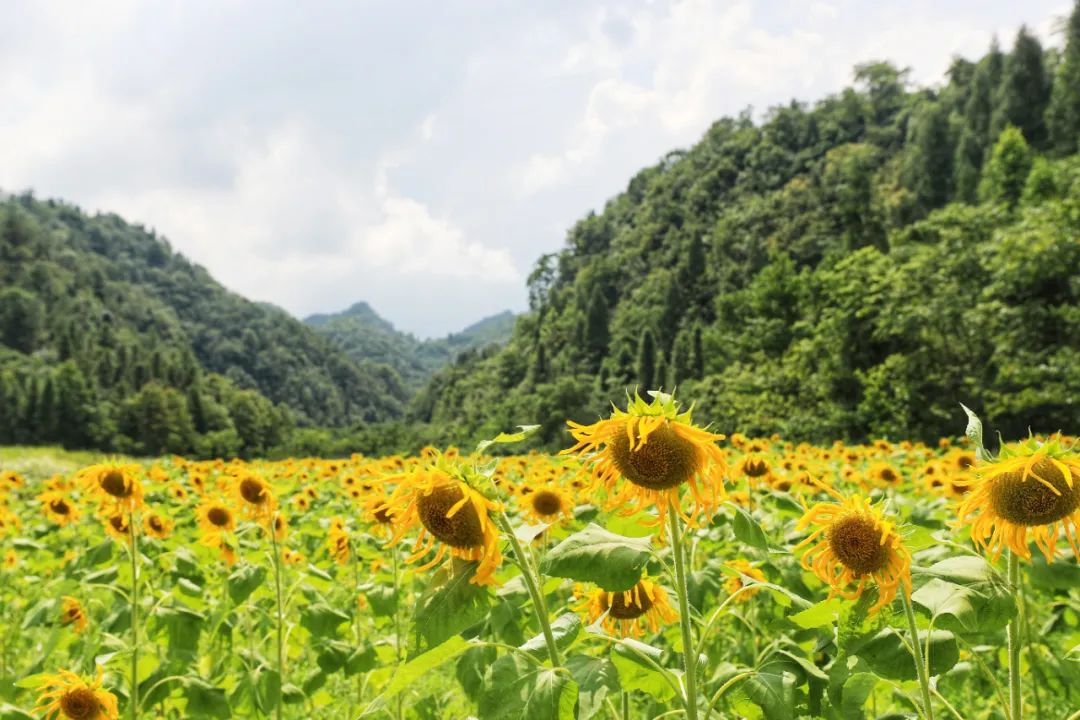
1047, 0, 1080, 154
980, 126, 1033, 207
636, 330, 657, 390
583, 285, 610, 368
907, 101, 953, 210
0, 288, 44, 353
992, 27, 1050, 147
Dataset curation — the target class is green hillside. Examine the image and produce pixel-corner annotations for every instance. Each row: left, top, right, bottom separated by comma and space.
0, 195, 408, 456
411, 24, 1080, 449
305, 303, 515, 392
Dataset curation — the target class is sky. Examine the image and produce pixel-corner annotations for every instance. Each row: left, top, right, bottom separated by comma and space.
0, 0, 1071, 338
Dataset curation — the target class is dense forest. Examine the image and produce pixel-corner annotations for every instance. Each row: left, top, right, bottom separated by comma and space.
411, 15, 1080, 449
3, 7, 1079, 458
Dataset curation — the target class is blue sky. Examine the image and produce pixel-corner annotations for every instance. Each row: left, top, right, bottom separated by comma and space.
0, 0, 1070, 337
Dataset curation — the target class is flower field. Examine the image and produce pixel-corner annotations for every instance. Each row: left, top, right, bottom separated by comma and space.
0, 392, 1078, 720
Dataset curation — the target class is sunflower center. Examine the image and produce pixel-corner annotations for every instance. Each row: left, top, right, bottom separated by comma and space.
100, 470, 131, 498
605, 586, 653, 619
988, 460, 1080, 526
416, 484, 484, 549
108, 515, 128, 533
827, 514, 889, 575
50, 499, 71, 515
743, 457, 769, 478
149, 516, 165, 532
207, 506, 231, 527
879, 469, 898, 483
609, 421, 698, 490
59, 687, 99, 720
530, 490, 563, 517
373, 507, 393, 524
240, 478, 266, 504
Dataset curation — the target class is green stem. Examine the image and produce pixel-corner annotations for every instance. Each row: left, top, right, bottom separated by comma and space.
901, 590, 934, 720
621, 690, 629, 720
1007, 551, 1022, 720
130, 513, 140, 720
667, 502, 698, 720
495, 512, 560, 667
391, 548, 403, 720
270, 518, 285, 720
702, 670, 754, 719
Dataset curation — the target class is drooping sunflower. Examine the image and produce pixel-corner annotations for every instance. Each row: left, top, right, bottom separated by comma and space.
231, 473, 278, 523
142, 512, 174, 540
102, 512, 131, 541
563, 391, 727, 532
381, 461, 502, 585
955, 436, 1080, 563
33, 667, 119, 720
327, 517, 351, 565
39, 492, 81, 527
795, 480, 912, 614
578, 578, 678, 638
60, 596, 88, 634
80, 464, 144, 514
724, 559, 767, 603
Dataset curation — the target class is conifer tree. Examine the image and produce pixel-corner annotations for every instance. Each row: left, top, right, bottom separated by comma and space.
1048, 0, 1080, 154
637, 329, 657, 390
980, 125, 1033, 207
992, 27, 1050, 147
909, 101, 953, 210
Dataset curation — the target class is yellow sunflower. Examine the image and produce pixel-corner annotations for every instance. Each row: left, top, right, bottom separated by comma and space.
724, 559, 767, 603
3, 549, 17, 570
282, 548, 306, 566
60, 596, 88, 634
39, 492, 81, 527
562, 391, 727, 532
578, 578, 678, 638
33, 667, 119, 720
381, 463, 502, 585
102, 512, 131, 541
327, 517, 351, 565
142, 512, 174, 540
359, 490, 396, 536
955, 436, 1080, 563
795, 480, 912, 614
231, 473, 277, 523
520, 484, 573, 525
80, 463, 144, 513
195, 498, 238, 565
868, 462, 904, 488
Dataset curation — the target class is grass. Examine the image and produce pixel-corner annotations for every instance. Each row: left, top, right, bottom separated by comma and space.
0, 445, 133, 481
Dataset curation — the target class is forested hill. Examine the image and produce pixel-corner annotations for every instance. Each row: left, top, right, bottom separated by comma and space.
0, 195, 409, 456
304, 303, 515, 392
412, 15, 1080, 449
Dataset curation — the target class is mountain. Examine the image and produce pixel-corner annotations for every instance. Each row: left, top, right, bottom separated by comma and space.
410, 24, 1080, 449
305, 304, 515, 392
0, 194, 408, 456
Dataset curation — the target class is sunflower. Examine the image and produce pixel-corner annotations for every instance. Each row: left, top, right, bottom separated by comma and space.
327, 517, 351, 564
955, 436, 1080, 563
381, 463, 503, 586
521, 484, 572, 524
724, 559, 767, 603
33, 667, 119, 720
563, 391, 727, 532
795, 480, 912, 614
868, 462, 903, 488
196, 498, 238, 565
359, 491, 396, 536
282, 548, 306, 566
102, 512, 131, 541
60, 596, 88, 634
231, 473, 277, 523
81, 464, 144, 513
40, 492, 81, 527
3, 549, 16, 570
578, 578, 678, 638
142, 512, 173, 540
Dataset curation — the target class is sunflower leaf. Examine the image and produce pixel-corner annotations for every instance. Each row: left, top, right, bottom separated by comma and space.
539, 523, 652, 592
476, 425, 542, 455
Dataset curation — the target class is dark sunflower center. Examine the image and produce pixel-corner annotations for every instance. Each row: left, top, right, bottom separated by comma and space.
373, 507, 393, 524
207, 507, 231, 527
743, 457, 769, 478
240, 478, 266, 504
827, 514, 889, 575
416, 484, 484, 549
957, 454, 975, 470
609, 421, 698, 490
879, 469, 898, 483
149, 516, 164, 532
100, 470, 131, 498
60, 687, 99, 719
50, 499, 71, 515
988, 460, 1080, 526
605, 585, 653, 619
108, 515, 128, 533
530, 490, 563, 516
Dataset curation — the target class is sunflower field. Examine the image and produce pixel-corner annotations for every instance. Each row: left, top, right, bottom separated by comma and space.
1, 391, 1078, 720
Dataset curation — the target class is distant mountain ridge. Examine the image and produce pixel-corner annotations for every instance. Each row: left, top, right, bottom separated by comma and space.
304, 303, 515, 392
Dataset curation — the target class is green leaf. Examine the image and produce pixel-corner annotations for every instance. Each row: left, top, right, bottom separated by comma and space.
316, 641, 352, 674
158, 605, 205, 660
731, 505, 769, 551
345, 642, 378, 675
742, 672, 796, 720
611, 639, 675, 701
539, 523, 652, 591
565, 655, 619, 720
184, 678, 231, 719
912, 577, 1015, 635
383, 636, 470, 699
789, 598, 845, 629
412, 558, 493, 653
476, 425, 541, 454
227, 563, 267, 605
477, 653, 577, 720
839, 672, 878, 720
959, 403, 989, 461
300, 602, 351, 639
520, 613, 581, 659
364, 584, 398, 617
853, 629, 959, 680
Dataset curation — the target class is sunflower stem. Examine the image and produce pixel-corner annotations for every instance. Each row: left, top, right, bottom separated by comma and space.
391, 547, 404, 720
901, 589, 934, 720
667, 502, 699, 720
270, 517, 285, 720
1007, 551, 1022, 720
129, 512, 140, 720
495, 512, 561, 667
621, 690, 629, 720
